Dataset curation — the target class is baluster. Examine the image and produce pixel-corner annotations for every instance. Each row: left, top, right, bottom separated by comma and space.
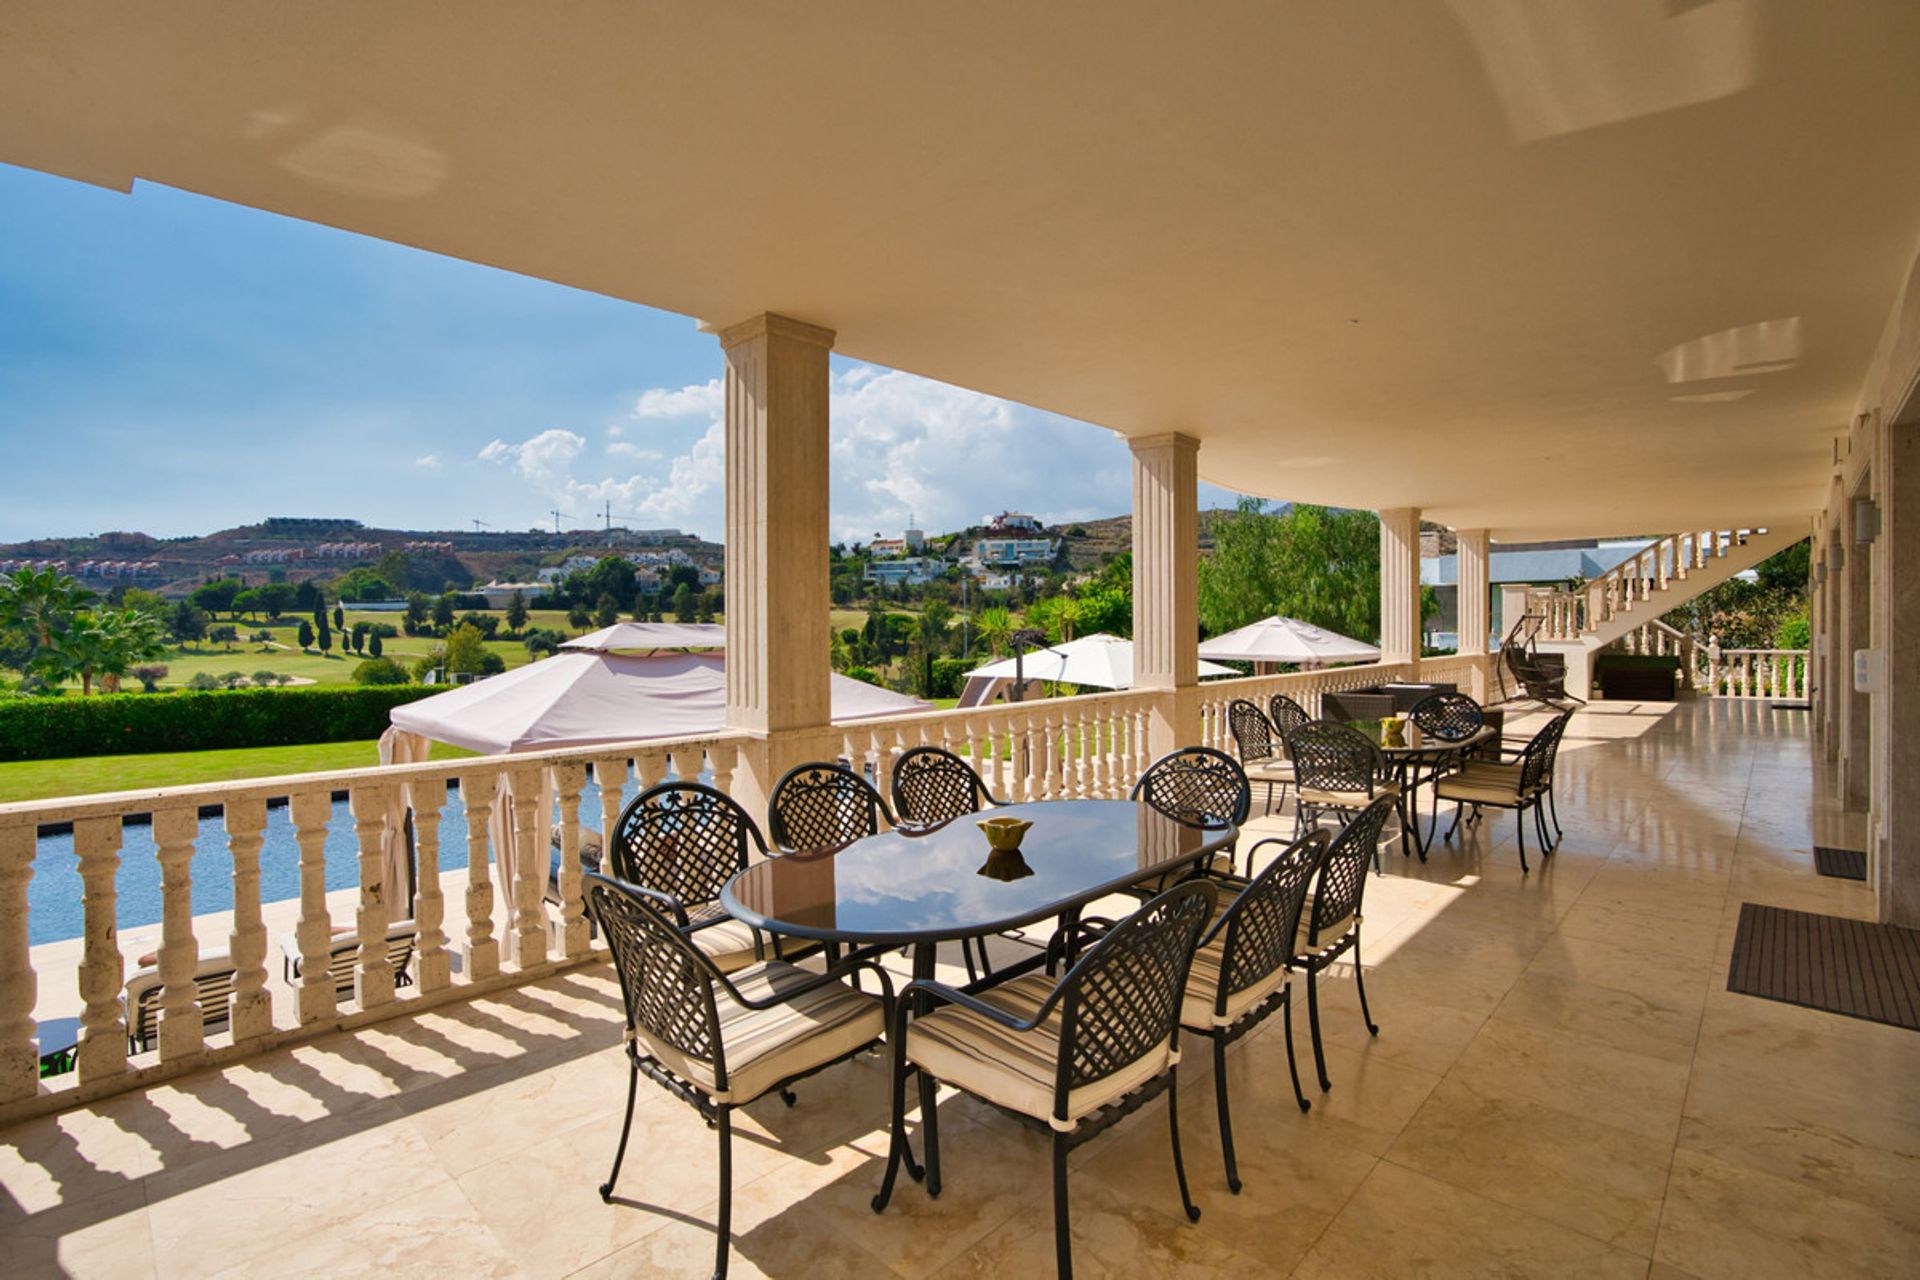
459, 772, 500, 981
595, 756, 629, 878
708, 743, 737, 797
632, 748, 665, 794
150, 807, 203, 1060
553, 763, 589, 958
0, 824, 36, 1104
1091, 709, 1110, 797
506, 767, 547, 969
1131, 707, 1150, 786
1021, 712, 1041, 803
350, 784, 396, 1009
289, 791, 336, 1023
74, 817, 126, 1082
409, 776, 451, 993
224, 797, 272, 1045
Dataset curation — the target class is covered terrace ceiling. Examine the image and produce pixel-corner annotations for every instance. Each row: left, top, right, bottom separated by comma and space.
4, 1, 1919, 539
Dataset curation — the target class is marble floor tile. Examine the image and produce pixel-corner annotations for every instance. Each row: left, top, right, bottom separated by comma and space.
1446, 1016, 1692, 1144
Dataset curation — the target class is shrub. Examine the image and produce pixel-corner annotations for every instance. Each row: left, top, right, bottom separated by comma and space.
352, 656, 411, 686
219, 671, 248, 689
186, 673, 219, 691
130, 664, 169, 693
926, 656, 969, 699
456, 612, 500, 639
0, 684, 441, 761
844, 666, 880, 686
251, 670, 282, 687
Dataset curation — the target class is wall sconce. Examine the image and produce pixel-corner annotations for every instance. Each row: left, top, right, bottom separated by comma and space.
1814, 561, 1827, 585
1831, 539, 1846, 572
1853, 497, 1880, 544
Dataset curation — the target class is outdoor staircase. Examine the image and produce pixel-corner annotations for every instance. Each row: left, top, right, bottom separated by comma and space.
1520, 526, 1802, 700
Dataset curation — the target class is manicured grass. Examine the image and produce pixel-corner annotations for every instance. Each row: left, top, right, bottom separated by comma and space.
0, 738, 477, 803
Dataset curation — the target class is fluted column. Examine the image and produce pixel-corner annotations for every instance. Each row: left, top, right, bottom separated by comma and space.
1379, 507, 1422, 670
0, 824, 35, 1104
1130, 432, 1200, 756
707, 312, 838, 816
1455, 528, 1491, 700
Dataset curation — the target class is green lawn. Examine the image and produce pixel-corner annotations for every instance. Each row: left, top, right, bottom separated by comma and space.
0, 739, 477, 803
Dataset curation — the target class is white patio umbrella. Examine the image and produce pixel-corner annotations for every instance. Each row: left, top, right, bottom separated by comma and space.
956, 633, 1237, 707
1197, 616, 1381, 667
560, 620, 725, 652
378, 651, 932, 931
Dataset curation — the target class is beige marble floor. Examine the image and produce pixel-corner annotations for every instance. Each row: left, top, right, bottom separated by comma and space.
5, 700, 1916, 1279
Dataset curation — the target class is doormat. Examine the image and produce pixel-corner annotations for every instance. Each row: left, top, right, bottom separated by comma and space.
1813, 846, 1867, 880
1727, 902, 1919, 1031
1769, 702, 1810, 711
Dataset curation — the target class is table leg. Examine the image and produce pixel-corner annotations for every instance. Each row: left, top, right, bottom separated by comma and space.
912, 940, 942, 1198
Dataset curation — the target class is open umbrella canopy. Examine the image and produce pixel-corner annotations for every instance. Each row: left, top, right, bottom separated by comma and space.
957, 633, 1237, 707
560, 621, 725, 652
1197, 616, 1381, 665
390, 650, 930, 754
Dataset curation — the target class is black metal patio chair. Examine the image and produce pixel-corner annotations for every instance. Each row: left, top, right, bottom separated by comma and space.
888, 744, 1008, 981
1130, 746, 1252, 877
585, 873, 892, 1280
1179, 828, 1327, 1192
1284, 720, 1399, 867
767, 760, 894, 852
1267, 692, 1310, 740
872, 880, 1217, 1280
1439, 709, 1571, 871
607, 781, 783, 972
1294, 795, 1396, 1092
1226, 699, 1294, 816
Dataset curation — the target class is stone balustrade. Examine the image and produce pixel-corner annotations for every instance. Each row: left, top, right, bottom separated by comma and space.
0, 656, 1491, 1123
1701, 647, 1810, 701
1530, 528, 1765, 642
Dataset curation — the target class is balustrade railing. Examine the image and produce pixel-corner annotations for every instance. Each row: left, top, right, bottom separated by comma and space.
0, 655, 1491, 1121
1701, 647, 1809, 701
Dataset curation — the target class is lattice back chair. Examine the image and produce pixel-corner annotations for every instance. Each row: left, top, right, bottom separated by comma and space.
1534, 708, 1573, 844
767, 761, 894, 852
1227, 699, 1294, 817
1439, 709, 1570, 872
1131, 747, 1252, 876
608, 781, 780, 972
1410, 691, 1484, 743
585, 873, 890, 1280
1285, 720, 1397, 864
1268, 692, 1311, 739
875, 880, 1218, 1279
1181, 829, 1328, 1192
889, 745, 1009, 982
1294, 794, 1396, 1092
889, 745, 1002, 825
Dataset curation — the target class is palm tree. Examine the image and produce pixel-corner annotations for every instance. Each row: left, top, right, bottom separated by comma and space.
975, 606, 1013, 655
93, 610, 168, 694
0, 566, 96, 657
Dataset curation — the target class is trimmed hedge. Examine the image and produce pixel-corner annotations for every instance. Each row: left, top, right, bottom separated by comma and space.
0, 685, 443, 762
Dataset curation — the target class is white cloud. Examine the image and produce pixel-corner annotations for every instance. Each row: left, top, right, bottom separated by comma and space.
473, 368, 1158, 543
413, 454, 441, 469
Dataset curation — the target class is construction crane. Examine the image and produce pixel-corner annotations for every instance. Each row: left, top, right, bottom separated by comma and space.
470, 518, 494, 533
548, 509, 576, 535
599, 499, 647, 545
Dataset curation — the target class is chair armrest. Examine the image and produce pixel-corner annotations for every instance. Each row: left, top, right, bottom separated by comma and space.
715, 950, 896, 1014
900, 977, 1053, 1034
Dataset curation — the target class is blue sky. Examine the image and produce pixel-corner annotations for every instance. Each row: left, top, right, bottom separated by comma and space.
0, 163, 1238, 546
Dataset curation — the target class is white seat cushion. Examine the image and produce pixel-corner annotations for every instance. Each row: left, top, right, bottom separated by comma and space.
907, 972, 1173, 1132
687, 913, 765, 974
1297, 900, 1356, 954
642, 960, 883, 1104
1244, 759, 1295, 782
1435, 775, 1525, 806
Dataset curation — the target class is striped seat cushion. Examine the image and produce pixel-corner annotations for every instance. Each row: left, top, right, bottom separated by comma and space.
907, 972, 1174, 1132
687, 913, 765, 974
1297, 901, 1356, 955
1244, 759, 1296, 782
642, 960, 883, 1105
1181, 927, 1290, 1029
1297, 780, 1399, 809
1435, 775, 1525, 806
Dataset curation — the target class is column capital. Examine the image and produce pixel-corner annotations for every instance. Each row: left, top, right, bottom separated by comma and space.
1127, 431, 1200, 456
700, 312, 837, 352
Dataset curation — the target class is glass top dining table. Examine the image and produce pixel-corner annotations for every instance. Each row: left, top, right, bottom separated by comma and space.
720, 799, 1237, 948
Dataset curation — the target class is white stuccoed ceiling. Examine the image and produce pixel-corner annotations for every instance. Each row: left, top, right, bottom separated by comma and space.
3, 1, 1918, 538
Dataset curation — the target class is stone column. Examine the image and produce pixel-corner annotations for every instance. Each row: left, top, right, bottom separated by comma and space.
1455, 528, 1491, 700
1844, 511, 1873, 810
1129, 433, 1201, 757
1379, 507, 1422, 671
1876, 419, 1917, 926
708, 313, 838, 818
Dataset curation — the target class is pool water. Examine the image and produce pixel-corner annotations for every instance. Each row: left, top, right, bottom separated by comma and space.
28, 777, 643, 947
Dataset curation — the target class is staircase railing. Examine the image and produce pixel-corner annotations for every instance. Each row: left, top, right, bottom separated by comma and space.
1608, 619, 1697, 693
1531, 528, 1766, 641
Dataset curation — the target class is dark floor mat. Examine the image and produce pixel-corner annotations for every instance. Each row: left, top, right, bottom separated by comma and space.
1813, 846, 1868, 880
1769, 702, 1810, 711
1727, 903, 1919, 1031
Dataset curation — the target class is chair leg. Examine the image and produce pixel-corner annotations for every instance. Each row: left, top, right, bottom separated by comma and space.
1306, 963, 1331, 1091
1053, 1130, 1074, 1280
1514, 809, 1530, 874
1168, 1063, 1201, 1222
961, 937, 980, 985
1548, 785, 1564, 839
920, 1066, 943, 1199
599, 1051, 640, 1201
1282, 991, 1310, 1113
1353, 935, 1379, 1037
872, 1051, 911, 1213
1212, 1034, 1241, 1194
1444, 800, 1463, 842
713, 1106, 732, 1280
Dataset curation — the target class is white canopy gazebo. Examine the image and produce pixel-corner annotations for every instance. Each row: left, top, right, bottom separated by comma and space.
1197, 616, 1381, 670
956, 633, 1237, 708
378, 636, 931, 927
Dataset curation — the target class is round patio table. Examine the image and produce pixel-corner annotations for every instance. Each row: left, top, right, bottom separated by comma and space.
721, 797, 1237, 1196
1343, 719, 1496, 860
